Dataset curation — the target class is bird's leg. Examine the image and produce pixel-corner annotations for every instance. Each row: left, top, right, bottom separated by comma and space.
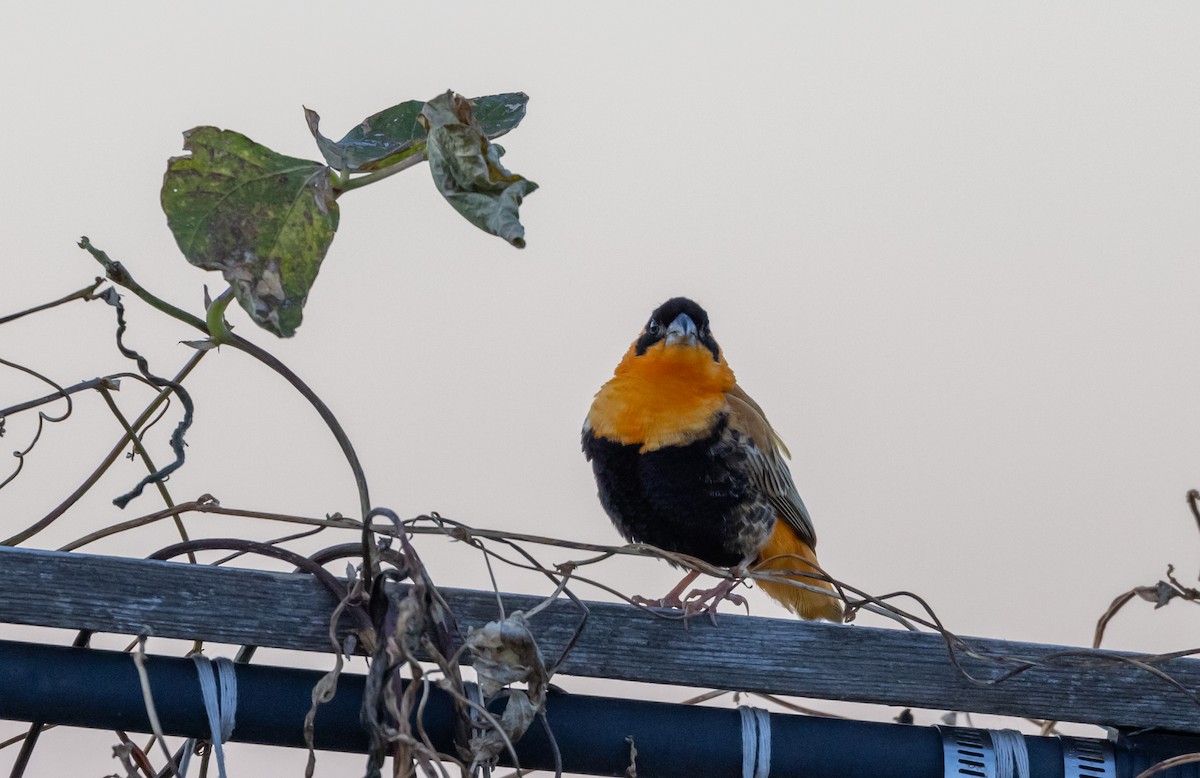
631, 570, 701, 610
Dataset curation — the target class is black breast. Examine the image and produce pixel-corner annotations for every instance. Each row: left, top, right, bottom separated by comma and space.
581, 416, 772, 567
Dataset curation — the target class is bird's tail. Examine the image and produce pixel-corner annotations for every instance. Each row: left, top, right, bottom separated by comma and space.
754, 520, 843, 622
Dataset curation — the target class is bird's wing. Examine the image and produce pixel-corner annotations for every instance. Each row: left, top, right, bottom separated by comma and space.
725, 384, 817, 548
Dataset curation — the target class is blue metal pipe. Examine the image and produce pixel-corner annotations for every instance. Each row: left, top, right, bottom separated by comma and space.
1, 639, 1197, 777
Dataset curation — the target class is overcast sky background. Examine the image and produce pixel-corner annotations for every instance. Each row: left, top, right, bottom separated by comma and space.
2, 2, 1199, 774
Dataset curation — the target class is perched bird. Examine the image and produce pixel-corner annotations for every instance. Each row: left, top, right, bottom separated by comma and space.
582, 297, 842, 621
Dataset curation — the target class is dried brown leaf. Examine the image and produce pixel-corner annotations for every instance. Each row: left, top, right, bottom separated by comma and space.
465, 612, 548, 706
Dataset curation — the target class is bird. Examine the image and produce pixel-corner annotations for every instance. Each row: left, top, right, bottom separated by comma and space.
581, 297, 842, 621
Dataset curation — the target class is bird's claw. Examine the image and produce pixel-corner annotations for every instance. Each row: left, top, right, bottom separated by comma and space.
633, 578, 748, 624
680, 581, 748, 624
631, 593, 687, 610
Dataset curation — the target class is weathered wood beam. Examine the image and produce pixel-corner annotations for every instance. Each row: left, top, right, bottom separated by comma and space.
1, 545, 1197, 732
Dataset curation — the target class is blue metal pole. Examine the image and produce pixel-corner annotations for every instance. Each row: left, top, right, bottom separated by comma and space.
1, 639, 1197, 777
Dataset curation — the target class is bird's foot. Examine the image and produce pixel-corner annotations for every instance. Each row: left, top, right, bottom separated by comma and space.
679, 578, 749, 624
632, 577, 749, 624
631, 569, 701, 611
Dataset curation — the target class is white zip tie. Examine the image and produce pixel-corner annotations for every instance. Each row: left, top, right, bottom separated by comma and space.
738, 705, 771, 778
178, 655, 238, 778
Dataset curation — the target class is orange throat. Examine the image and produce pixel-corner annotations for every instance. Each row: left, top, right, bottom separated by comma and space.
587, 342, 736, 452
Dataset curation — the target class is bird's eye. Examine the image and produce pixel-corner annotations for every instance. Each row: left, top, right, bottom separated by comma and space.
647, 320, 660, 333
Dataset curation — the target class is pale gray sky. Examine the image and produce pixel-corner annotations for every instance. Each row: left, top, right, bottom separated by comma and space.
2, 2, 1199, 774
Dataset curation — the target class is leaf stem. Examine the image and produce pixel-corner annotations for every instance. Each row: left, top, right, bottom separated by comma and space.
80, 237, 207, 331
206, 285, 236, 346
336, 151, 427, 194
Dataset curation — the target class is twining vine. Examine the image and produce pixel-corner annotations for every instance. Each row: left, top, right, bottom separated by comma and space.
1, 89, 546, 778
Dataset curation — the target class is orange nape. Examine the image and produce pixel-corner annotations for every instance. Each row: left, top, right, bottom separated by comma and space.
754, 519, 843, 622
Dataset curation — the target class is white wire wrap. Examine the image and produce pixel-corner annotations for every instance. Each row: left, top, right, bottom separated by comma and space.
177, 655, 237, 778
738, 705, 772, 778
990, 728, 1030, 778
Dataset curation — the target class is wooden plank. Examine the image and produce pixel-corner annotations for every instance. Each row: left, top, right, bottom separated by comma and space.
0, 545, 1197, 732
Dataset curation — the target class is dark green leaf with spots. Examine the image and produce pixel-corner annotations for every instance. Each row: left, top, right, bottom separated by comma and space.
420, 91, 538, 248
305, 100, 426, 173
469, 92, 529, 140
305, 93, 528, 174
161, 126, 338, 337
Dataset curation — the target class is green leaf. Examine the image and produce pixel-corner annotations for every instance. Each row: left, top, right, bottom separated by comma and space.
161, 126, 339, 337
305, 100, 426, 173
305, 93, 528, 174
420, 91, 538, 249
469, 92, 529, 140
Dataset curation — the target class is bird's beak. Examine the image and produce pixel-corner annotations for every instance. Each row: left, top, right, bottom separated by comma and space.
665, 312, 699, 345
